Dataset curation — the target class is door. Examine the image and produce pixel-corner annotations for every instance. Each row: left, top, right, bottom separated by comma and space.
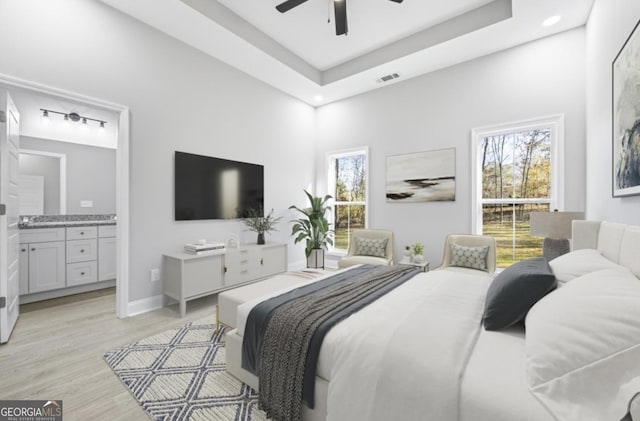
98, 237, 117, 281
0, 90, 20, 343
28, 242, 66, 293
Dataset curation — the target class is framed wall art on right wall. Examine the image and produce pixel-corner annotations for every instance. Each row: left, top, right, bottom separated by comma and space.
612, 19, 640, 197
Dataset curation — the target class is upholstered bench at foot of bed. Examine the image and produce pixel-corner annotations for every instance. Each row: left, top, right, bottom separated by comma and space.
217, 270, 326, 331
225, 328, 329, 421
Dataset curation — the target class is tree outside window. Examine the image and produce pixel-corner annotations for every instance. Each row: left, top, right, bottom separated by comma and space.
480, 128, 552, 267
328, 149, 368, 251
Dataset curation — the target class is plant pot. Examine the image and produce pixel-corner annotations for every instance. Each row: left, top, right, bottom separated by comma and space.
257, 233, 265, 245
307, 249, 324, 269
412, 254, 424, 263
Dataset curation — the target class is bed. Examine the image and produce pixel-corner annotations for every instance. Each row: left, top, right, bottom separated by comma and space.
224, 221, 640, 421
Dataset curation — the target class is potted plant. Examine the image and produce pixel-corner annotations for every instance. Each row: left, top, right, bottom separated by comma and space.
289, 190, 333, 268
242, 207, 282, 245
412, 242, 424, 263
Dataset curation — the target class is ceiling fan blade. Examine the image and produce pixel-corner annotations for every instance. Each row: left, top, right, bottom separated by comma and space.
334, 0, 348, 35
388, 0, 404, 3
276, 0, 308, 13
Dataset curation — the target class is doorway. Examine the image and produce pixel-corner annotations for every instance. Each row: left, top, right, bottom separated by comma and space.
0, 74, 130, 319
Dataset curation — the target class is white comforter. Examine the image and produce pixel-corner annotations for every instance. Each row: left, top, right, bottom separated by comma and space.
236, 268, 491, 421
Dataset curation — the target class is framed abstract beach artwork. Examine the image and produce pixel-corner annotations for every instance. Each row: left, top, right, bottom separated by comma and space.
612, 19, 640, 197
386, 147, 456, 202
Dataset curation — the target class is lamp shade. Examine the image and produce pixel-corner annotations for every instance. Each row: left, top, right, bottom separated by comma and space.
530, 211, 585, 239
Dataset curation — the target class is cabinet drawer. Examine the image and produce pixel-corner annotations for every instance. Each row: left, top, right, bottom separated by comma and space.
67, 226, 97, 240
98, 225, 116, 238
66, 239, 97, 263
224, 248, 261, 287
67, 261, 98, 286
20, 228, 65, 243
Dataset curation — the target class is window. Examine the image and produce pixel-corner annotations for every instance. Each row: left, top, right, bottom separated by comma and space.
471, 116, 564, 268
327, 148, 369, 252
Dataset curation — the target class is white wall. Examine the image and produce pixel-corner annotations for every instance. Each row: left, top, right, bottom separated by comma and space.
316, 28, 587, 267
585, 0, 640, 224
0, 0, 316, 302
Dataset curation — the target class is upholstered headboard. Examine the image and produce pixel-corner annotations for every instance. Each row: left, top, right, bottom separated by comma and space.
572, 220, 640, 278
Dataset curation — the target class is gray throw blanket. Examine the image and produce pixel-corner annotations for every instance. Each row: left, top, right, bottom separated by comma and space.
252, 264, 419, 421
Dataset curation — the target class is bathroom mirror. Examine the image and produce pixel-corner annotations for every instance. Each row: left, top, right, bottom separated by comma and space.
18, 149, 67, 215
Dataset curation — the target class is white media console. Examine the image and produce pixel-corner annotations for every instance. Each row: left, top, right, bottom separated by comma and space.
162, 242, 287, 316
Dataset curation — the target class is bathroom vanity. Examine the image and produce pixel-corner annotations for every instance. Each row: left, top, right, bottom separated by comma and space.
19, 215, 116, 303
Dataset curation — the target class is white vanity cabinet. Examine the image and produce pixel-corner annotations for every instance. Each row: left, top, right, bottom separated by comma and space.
19, 223, 117, 300
19, 228, 66, 294
66, 226, 98, 286
98, 225, 116, 281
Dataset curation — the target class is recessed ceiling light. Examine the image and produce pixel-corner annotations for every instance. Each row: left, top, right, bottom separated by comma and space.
314, 95, 324, 102
542, 15, 561, 27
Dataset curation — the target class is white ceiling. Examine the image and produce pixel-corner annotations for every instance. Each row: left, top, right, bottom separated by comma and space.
217, 0, 496, 70
100, 0, 594, 106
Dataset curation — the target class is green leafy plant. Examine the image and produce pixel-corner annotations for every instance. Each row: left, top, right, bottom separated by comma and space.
242, 207, 282, 235
289, 190, 334, 258
412, 242, 424, 256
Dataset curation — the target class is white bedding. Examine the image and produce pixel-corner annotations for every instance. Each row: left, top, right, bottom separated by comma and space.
460, 326, 553, 421
236, 269, 491, 421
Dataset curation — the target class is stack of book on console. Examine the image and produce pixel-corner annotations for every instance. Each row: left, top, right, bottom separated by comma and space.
184, 242, 225, 255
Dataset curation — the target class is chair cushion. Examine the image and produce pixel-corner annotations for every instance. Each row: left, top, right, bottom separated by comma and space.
354, 236, 388, 257
450, 243, 489, 271
338, 255, 391, 268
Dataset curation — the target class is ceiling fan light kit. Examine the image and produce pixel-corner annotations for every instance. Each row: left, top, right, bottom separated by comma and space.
276, 0, 404, 36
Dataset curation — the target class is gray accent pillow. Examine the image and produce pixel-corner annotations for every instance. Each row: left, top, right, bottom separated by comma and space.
354, 237, 388, 258
450, 243, 489, 271
483, 257, 557, 331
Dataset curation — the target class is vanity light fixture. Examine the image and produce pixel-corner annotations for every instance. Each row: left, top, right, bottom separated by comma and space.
40, 108, 107, 128
41, 109, 50, 125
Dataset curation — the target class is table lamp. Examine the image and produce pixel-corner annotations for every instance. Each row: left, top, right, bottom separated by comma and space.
530, 210, 585, 260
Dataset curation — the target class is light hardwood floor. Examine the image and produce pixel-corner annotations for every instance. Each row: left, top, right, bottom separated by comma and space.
0, 288, 218, 420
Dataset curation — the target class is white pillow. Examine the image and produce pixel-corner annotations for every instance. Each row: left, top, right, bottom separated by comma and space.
526, 268, 640, 421
549, 248, 622, 283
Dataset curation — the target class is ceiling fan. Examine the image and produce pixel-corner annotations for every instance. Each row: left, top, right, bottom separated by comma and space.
276, 0, 404, 36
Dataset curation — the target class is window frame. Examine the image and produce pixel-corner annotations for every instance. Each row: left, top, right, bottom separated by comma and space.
470, 114, 565, 237
326, 146, 370, 254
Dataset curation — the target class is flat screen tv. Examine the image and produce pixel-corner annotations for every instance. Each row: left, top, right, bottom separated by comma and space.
174, 151, 264, 220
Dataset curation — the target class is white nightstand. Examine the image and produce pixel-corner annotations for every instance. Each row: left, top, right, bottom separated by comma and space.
398, 260, 430, 272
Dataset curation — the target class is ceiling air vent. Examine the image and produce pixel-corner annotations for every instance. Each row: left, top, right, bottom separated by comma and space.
376, 73, 400, 84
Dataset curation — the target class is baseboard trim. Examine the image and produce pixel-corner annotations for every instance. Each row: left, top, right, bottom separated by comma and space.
20, 280, 116, 304
127, 294, 165, 317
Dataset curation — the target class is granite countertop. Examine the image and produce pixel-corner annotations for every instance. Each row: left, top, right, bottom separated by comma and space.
19, 214, 117, 230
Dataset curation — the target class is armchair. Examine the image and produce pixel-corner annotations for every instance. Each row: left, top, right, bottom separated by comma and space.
337, 229, 394, 269
437, 234, 497, 277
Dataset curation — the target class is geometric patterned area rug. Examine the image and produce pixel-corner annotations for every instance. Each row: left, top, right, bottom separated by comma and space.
104, 316, 269, 421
